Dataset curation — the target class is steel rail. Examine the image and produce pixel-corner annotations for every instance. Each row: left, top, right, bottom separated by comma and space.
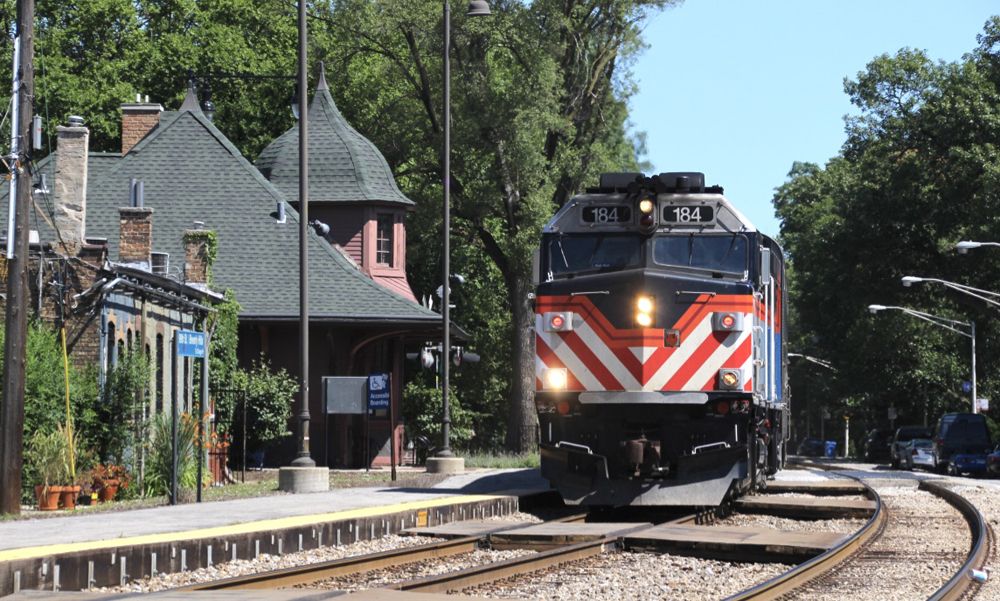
921, 480, 990, 601
383, 523, 655, 594
178, 513, 589, 591
720, 475, 886, 601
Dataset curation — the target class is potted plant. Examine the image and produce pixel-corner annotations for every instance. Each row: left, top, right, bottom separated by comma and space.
26, 429, 67, 511
92, 463, 130, 503
56, 423, 82, 510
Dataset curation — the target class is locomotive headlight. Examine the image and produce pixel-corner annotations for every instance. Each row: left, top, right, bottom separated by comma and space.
545, 368, 568, 390
638, 199, 654, 214
636, 295, 654, 327
637, 197, 658, 234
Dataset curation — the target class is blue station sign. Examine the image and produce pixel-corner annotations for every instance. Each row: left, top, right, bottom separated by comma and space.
177, 329, 206, 358
368, 373, 391, 410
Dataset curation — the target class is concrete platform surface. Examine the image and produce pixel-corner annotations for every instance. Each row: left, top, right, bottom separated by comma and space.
624, 523, 848, 561
765, 480, 866, 495
0, 468, 549, 555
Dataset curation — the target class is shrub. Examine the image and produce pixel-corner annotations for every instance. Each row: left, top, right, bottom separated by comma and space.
144, 411, 209, 498
403, 380, 480, 452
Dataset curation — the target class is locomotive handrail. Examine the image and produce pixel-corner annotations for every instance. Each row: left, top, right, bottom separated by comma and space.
570, 290, 610, 296
693, 442, 730, 454
676, 290, 717, 297
555, 441, 594, 454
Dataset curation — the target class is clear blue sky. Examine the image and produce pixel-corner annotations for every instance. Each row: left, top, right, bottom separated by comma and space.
629, 1, 999, 238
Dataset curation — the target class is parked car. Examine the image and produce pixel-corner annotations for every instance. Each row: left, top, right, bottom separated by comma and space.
988, 445, 1000, 478
900, 439, 935, 471
890, 425, 933, 468
863, 429, 893, 462
945, 447, 990, 477
933, 413, 992, 472
797, 438, 825, 457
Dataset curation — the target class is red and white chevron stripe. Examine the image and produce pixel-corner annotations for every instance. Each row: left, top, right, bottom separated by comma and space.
536, 295, 755, 393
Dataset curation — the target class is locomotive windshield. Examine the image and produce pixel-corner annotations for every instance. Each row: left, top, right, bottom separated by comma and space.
547, 234, 642, 277
652, 234, 748, 277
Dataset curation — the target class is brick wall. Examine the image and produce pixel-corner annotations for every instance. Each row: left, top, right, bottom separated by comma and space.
184, 230, 211, 284
121, 103, 163, 155
119, 207, 153, 264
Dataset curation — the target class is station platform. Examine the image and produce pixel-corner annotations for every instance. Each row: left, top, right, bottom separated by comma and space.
0, 468, 551, 597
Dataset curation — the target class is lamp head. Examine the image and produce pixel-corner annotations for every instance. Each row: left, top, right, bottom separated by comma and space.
901, 276, 922, 287
466, 0, 491, 17
956, 241, 981, 254
290, 83, 300, 120
868, 304, 886, 314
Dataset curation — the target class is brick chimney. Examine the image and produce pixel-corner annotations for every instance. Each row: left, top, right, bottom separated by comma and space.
183, 228, 212, 287
121, 101, 163, 155
119, 206, 153, 268
51, 117, 89, 256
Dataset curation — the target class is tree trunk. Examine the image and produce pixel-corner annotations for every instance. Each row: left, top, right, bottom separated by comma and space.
505, 275, 538, 453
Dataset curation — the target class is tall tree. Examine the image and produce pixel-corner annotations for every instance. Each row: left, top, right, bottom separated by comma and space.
314, 0, 675, 451
775, 18, 1000, 435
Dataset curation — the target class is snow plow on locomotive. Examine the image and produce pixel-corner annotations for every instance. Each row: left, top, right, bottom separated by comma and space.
533, 172, 789, 506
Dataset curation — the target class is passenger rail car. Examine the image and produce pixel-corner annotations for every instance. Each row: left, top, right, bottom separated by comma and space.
533, 172, 789, 506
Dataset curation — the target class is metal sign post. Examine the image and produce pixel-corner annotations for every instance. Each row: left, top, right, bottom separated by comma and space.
176, 330, 206, 503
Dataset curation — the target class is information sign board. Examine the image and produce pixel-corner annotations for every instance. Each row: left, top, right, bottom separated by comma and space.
368, 373, 391, 410
177, 330, 206, 358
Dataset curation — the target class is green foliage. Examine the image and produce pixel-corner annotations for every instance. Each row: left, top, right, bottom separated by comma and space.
94, 348, 152, 471
776, 17, 1000, 437
403, 380, 479, 451
315, 0, 678, 451
216, 357, 296, 452
25, 428, 68, 490
144, 411, 209, 498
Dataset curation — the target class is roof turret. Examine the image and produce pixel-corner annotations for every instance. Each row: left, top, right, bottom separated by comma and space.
255, 64, 414, 206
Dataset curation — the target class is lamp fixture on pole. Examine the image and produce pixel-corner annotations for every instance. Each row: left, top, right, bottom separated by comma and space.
439, 0, 490, 464
956, 240, 1000, 254
868, 304, 977, 413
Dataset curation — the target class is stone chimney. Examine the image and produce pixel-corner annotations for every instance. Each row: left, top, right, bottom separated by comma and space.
119, 206, 153, 269
183, 228, 212, 287
121, 101, 163, 155
51, 117, 89, 256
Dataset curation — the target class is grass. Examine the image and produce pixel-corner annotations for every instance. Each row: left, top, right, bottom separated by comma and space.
462, 452, 540, 469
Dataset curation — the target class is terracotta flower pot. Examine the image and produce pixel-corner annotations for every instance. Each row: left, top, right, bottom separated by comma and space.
34, 485, 61, 511
98, 479, 119, 503
59, 485, 81, 510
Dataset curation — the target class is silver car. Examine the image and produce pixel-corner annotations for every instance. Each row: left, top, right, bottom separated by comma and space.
901, 439, 936, 471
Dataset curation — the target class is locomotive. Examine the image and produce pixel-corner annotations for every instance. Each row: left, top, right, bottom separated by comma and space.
533, 172, 788, 506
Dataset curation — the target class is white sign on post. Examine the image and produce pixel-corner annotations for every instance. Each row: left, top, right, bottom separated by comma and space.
978, 398, 989, 412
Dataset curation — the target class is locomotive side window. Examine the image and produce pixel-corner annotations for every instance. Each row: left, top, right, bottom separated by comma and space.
652, 234, 748, 277
547, 234, 641, 276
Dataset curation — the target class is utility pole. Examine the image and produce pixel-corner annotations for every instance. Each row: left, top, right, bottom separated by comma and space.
0, 0, 34, 516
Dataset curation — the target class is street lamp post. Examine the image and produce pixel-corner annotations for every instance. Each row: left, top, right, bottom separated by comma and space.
434, 0, 490, 471
868, 304, 977, 414
956, 241, 1000, 254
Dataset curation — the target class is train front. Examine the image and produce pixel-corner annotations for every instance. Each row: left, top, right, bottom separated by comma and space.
534, 172, 787, 506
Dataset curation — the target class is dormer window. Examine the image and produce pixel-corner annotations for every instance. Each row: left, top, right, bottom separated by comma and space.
376, 214, 394, 267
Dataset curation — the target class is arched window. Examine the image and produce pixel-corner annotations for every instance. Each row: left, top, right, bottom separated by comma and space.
106, 322, 116, 371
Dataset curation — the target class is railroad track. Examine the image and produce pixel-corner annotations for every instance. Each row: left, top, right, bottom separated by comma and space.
158, 476, 989, 600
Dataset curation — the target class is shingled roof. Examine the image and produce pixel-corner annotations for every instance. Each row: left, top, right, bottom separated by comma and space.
3, 102, 438, 323
255, 65, 415, 207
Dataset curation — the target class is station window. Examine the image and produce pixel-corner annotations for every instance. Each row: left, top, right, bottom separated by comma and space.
376, 214, 394, 267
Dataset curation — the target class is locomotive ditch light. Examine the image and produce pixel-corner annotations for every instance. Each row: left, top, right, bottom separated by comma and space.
636, 295, 655, 327
719, 368, 742, 390
543, 311, 573, 332
544, 368, 568, 390
712, 312, 744, 332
